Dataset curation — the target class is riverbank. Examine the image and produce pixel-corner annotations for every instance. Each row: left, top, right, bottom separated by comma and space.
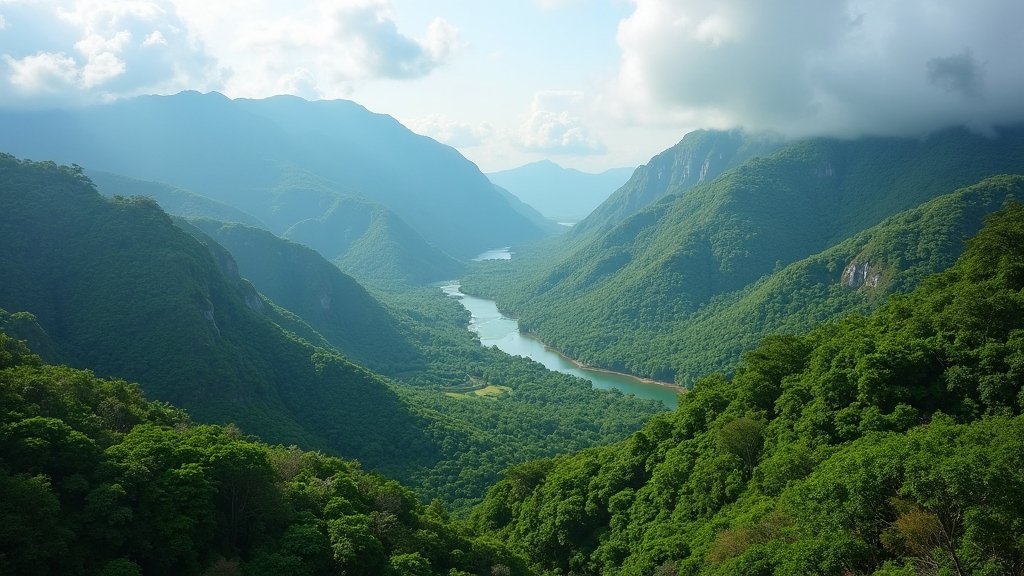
443, 282, 681, 407
519, 328, 685, 393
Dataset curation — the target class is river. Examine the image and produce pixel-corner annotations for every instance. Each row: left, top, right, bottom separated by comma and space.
441, 282, 679, 408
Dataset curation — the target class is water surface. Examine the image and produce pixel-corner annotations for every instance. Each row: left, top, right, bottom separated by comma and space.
473, 247, 513, 261
443, 283, 678, 408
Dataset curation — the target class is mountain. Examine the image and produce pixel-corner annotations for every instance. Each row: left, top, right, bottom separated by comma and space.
0, 153, 436, 473
280, 193, 464, 285
0, 91, 549, 266
0, 153, 663, 510
655, 173, 1024, 383
462, 125, 1024, 382
0, 332, 527, 576
472, 203, 1024, 575
492, 183, 566, 235
90, 170, 266, 228
188, 219, 423, 373
569, 129, 782, 237
92, 168, 461, 285
488, 160, 635, 223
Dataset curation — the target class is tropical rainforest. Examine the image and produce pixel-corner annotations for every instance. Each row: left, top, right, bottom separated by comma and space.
462, 126, 1024, 384
1, 91, 1024, 575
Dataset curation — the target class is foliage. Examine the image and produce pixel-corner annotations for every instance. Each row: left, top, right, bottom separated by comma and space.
0, 153, 661, 512
0, 338, 527, 575
187, 219, 424, 373
464, 127, 1024, 384
471, 204, 1024, 574
371, 285, 663, 509
0, 153, 439, 475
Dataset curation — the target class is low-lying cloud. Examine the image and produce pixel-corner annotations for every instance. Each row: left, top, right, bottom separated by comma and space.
614, 0, 1024, 137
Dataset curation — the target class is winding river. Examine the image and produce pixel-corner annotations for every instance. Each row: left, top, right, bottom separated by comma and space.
442, 282, 680, 408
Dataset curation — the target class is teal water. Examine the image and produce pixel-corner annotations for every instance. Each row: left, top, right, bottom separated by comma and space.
472, 247, 513, 261
442, 283, 679, 408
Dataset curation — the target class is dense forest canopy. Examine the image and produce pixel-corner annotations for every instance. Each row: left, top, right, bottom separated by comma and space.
2, 101, 1023, 576
463, 126, 1024, 385
0, 153, 661, 511
0, 333, 529, 576
470, 203, 1024, 575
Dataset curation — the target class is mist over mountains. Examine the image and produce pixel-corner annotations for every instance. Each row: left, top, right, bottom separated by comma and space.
488, 160, 634, 223
0, 91, 548, 278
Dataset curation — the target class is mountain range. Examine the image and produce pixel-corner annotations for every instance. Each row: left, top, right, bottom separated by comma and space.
3, 86, 1024, 575
463, 125, 1024, 383
0, 91, 550, 282
488, 160, 635, 223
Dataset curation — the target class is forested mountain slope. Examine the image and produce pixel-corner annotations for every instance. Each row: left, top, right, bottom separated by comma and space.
472, 203, 1024, 575
655, 174, 1023, 383
570, 129, 781, 237
280, 194, 464, 285
0, 154, 662, 509
90, 171, 267, 228
464, 125, 1024, 382
92, 168, 462, 285
0, 91, 548, 264
0, 333, 528, 576
188, 219, 422, 373
0, 154, 436, 474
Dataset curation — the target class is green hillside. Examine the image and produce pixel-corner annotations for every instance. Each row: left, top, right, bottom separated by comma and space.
189, 219, 423, 373
0, 333, 527, 576
464, 126, 1024, 382
282, 195, 464, 285
471, 203, 1024, 575
90, 171, 267, 228
0, 154, 436, 474
655, 174, 1024, 383
570, 129, 781, 237
0, 154, 662, 510
0, 91, 548, 264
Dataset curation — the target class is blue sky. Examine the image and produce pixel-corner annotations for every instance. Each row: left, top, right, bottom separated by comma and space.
2, 1, 1023, 172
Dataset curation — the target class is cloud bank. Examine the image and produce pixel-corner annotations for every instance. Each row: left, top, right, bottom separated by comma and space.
517, 91, 606, 155
409, 114, 494, 148
0, 0, 461, 106
0, 0, 219, 106
614, 0, 1024, 137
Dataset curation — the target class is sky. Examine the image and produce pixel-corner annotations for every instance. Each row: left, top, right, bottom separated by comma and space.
1, 0, 1023, 173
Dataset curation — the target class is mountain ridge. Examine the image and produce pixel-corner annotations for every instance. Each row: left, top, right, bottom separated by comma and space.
488, 160, 635, 222
463, 124, 1024, 381
0, 91, 549, 271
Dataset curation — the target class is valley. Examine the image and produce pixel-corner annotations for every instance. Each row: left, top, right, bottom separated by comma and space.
442, 282, 681, 407
3, 93, 1024, 576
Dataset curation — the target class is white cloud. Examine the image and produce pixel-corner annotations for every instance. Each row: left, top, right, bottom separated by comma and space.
142, 30, 167, 47
0, 0, 461, 107
173, 0, 462, 99
5, 51, 78, 92
613, 0, 1024, 137
0, 15, 7, 30
409, 113, 493, 147
0, 0, 219, 106
516, 90, 606, 155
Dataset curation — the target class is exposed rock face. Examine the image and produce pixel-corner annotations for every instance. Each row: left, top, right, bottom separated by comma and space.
200, 299, 221, 336
842, 260, 882, 288
244, 290, 264, 313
